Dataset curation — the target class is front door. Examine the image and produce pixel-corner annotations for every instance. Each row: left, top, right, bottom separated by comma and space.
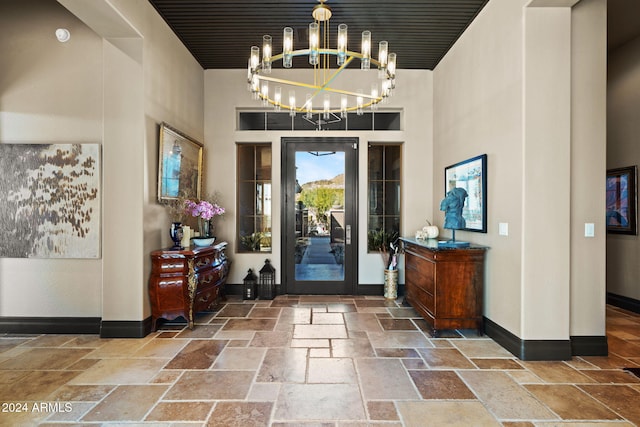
282, 137, 358, 294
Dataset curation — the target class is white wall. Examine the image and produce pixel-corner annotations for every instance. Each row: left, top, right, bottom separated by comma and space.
433, 0, 607, 340
0, 0, 204, 324
0, 0, 103, 317
607, 34, 640, 302
434, 0, 527, 336
204, 68, 433, 286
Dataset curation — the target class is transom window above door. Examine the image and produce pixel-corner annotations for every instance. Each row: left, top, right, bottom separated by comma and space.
237, 110, 401, 131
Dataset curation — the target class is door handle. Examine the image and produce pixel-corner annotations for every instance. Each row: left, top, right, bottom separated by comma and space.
346, 225, 351, 245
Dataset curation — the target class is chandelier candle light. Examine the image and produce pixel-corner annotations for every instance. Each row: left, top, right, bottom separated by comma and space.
247, 0, 397, 122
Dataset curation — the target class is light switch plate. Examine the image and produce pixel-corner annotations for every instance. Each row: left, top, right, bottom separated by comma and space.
499, 222, 509, 236
585, 223, 595, 237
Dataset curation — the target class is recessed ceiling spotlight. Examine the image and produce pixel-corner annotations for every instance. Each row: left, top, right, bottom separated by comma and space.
55, 28, 70, 43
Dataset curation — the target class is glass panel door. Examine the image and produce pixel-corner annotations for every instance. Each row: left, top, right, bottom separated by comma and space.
282, 138, 358, 294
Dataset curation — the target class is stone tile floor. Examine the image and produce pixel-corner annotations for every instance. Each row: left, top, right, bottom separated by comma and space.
1, 295, 639, 426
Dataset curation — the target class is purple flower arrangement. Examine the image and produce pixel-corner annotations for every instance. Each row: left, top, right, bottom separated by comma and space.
184, 199, 225, 220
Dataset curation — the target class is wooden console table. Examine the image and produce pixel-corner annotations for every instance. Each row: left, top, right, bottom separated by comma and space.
149, 242, 229, 331
400, 237, 487, 337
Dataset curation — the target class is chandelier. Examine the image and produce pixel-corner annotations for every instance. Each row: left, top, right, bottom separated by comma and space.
247, 0, 397, 123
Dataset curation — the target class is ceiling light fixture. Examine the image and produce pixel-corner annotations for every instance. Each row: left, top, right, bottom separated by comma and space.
247, 0, 397, 123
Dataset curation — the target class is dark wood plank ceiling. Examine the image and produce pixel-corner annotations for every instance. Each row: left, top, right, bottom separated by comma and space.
148, 0, 489, 70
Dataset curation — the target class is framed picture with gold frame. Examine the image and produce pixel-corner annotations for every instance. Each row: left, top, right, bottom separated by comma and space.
157, 123, 203, 202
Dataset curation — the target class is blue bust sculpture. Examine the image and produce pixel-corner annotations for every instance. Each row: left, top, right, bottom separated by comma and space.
440, 187, 468, 230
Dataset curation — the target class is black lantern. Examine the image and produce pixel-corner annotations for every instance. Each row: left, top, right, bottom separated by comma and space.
258, 259, 276, 300
243, 269, 258, 300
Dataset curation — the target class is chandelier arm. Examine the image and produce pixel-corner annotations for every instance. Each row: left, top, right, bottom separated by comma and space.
267, 49, 383, 69
254, 74, 379, 100
306, 55, 354, 106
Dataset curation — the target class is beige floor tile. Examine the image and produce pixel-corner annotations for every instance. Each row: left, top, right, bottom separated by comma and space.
47, 384, 115, 401
525, 384, 621, 420
452, 338, 514, 358
207, 401, 273, 427
521, 361, 597, 383
249, 307, 282, 318
0, 370, 80, 400
367, 331, 432, 348
312, 312, 345, 324
22, 334, 76, 347
396, 401, 501, 427
458, 370, 557, 420
308, 357, 357, 383
165, 339, 228, 369
212, 346, 266, 370
417, 347, 476, 369
85, 338, 150, 357
82, 384, 167, 421
257, 347, 307, 382
68, 357, 168, 385
472, 358, 524, 370
217, 303, 255, 317
294, 324, 348, 339
146, 401, 214, 422
175, 324, 222, 338
291, 338, 330, 348
344, 312, 385, 332
168, 370, 255, 399
132, 337, 188, 358
251, 330, 293, 347
274, 383, 365, 420
248, 382, 281, 401
579, 384, 640, 425
332, 335, 376, 358
357, 358, 420, 400
408, 370, 476, 399
223, 318, 277, 331
0, 347, 92, 370
367, 401, 400, 420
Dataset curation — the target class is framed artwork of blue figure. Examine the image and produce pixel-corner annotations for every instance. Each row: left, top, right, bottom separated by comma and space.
443, 154, 487, 234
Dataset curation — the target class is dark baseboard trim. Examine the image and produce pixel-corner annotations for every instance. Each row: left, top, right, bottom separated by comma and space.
607, 292, 640, 314
484, 317, 572, 361
0, 317, 101, 334
100, 318, 153, 338
570, 335, 608, 356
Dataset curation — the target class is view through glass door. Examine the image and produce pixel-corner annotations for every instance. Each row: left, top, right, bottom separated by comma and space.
282, 138, 358, 294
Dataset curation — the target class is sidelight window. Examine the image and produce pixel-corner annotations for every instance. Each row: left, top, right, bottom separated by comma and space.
367, 143, 401, 252
237, 143, 272, 253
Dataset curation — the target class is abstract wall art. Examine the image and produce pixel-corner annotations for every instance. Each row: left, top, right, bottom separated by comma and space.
0, 144, 101, 258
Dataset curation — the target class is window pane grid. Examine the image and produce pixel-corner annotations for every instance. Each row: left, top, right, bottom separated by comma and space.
237, 144, 272, 253
368, 144, 401, 252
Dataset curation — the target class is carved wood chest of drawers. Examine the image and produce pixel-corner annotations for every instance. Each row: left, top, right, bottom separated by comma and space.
400, 237, 487, 337
149, 242, 229, 331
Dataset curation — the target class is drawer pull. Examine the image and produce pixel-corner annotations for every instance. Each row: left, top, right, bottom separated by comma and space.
161, 263, 183, 269
196, 258, 211, 268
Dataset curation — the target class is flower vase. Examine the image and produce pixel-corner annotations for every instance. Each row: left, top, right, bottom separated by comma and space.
193, 218, 215, 247
199, 218, 211, 238
169, 222, 183, 250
